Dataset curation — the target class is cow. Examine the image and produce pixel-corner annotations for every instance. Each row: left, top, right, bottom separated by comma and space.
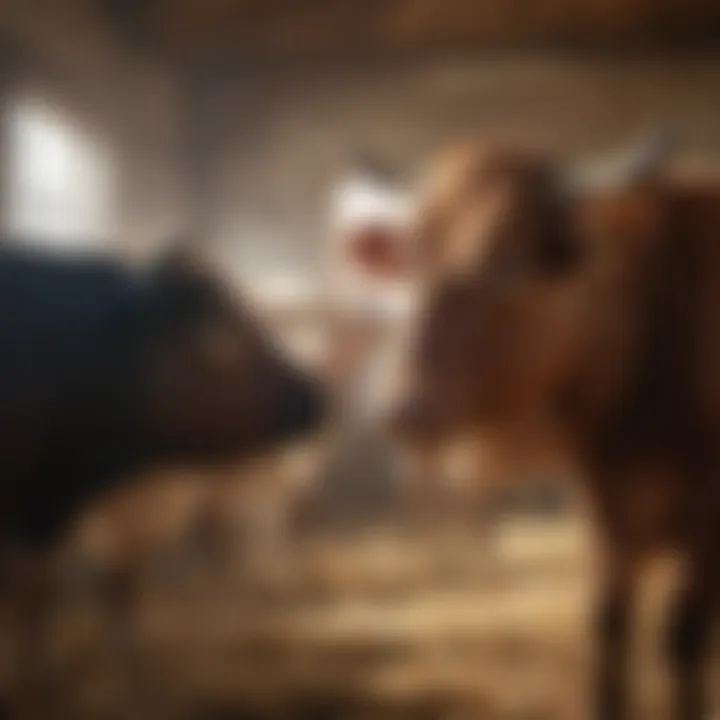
0, 239, 325, 715
331, 165, 570, 540
321, 166, 494, 537
345, 130, 720, 720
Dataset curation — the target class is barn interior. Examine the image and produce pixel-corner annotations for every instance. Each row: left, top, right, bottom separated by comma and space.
1, 1, 720, 718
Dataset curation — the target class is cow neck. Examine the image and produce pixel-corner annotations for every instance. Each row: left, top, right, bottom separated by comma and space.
65, 275, 153, 470
569, 197, 705, 476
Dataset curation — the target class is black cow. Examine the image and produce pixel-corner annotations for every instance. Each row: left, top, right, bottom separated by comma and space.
0, 239, 324, 714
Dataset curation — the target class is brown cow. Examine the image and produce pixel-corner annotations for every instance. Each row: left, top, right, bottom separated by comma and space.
347, 131, 720, 720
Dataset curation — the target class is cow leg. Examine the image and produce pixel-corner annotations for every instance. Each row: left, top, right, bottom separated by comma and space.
667, 496, 719, 720
6, 554, 60, 719
664, 459, 720, 720
594, 547, 637, 720
667, 574, 713, 720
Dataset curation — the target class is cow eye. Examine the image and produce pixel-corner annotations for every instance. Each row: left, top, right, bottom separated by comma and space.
530, 196, 583, 275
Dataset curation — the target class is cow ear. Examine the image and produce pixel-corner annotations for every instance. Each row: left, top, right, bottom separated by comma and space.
153, 236, 205, 275
147, 239, 222, 312
346, 221, 412, 279
151, 238, 215, 285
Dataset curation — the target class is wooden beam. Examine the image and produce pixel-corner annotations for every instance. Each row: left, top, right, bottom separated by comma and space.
148, 0, 720, 59
98, 0, 153, 55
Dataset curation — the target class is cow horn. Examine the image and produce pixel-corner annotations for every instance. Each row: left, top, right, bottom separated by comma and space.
346, 148, 417, 190
560, 127, 680, 196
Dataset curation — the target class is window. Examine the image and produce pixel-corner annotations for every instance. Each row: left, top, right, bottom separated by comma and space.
4, 96, 117, 249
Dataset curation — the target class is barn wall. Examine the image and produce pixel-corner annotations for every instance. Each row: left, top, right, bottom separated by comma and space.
0, 0, 184, 257
214, 52, 720, 282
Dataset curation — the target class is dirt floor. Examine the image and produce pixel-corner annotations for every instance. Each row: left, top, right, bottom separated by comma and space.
1, 515, 714, 720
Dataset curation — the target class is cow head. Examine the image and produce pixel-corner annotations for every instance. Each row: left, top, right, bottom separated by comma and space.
143, 247, 325, 462
346, 131, 677, 449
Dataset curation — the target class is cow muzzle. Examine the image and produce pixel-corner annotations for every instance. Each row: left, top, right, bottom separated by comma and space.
278, 374, 327, 440
387, 396, 445, 450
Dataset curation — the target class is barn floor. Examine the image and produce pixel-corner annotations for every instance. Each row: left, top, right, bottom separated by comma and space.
3, 516, 716, 720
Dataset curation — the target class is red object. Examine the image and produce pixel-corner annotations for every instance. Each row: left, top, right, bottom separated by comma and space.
345, 225, 403, 278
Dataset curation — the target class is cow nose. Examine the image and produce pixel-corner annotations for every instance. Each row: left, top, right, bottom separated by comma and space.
282, 376, 326, 437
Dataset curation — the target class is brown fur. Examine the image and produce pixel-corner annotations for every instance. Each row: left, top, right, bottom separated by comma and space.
379, 142, 720, 720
